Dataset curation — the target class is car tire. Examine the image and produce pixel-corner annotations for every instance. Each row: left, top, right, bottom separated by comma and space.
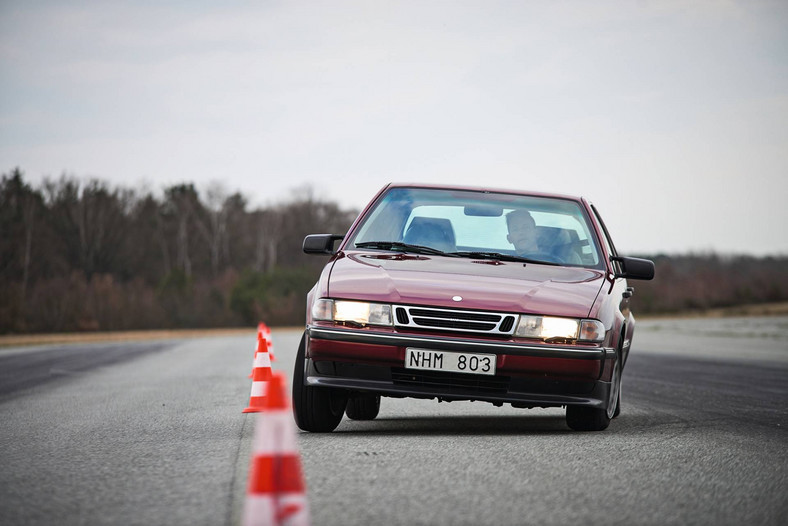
566, 349, 621, 431
566, 405, 611, 431
613, 330, 626, 419
345, 393, 381, 420
292, 332, 348, 433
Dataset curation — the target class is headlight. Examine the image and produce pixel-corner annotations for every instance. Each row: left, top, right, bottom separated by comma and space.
515, 315, 579, 340
311, 299, 392, 326
513, 316, 606, 343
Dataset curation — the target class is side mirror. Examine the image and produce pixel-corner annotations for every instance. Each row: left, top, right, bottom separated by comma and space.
303, 234, 344, 255
611, 256, 655, 280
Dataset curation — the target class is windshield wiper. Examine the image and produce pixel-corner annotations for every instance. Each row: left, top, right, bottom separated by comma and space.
450, 251, 561, 266
355, 241, 457, 257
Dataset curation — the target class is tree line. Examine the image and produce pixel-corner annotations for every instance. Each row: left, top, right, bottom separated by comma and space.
1, 168, 356, 332
2, 168, 787, 333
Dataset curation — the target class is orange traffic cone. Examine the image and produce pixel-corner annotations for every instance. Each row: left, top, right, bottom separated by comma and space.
243, 372, 310, 526
267, 336, 276, 362
243, 342, 273, 413
259, 323, 276, 362
250, 333, 269, 378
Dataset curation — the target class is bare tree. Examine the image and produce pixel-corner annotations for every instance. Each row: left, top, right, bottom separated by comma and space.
21, 192, 35, 303
194, 181, 229, 277
163, 184, 200, 277
255, 208, 283, 272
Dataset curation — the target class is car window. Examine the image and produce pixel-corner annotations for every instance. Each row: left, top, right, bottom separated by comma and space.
348, 187, 604, 268
404, 206, 509, 250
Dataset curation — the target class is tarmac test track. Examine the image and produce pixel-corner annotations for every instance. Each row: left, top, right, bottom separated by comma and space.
1, 317, 786, 525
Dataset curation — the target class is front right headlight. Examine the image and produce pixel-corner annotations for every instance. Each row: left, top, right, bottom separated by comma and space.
515, 315, 579, 340
514, 316, 605, 343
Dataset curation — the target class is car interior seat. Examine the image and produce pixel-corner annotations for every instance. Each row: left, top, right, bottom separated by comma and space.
536, 226, 582, 264
403, 217, 457, 253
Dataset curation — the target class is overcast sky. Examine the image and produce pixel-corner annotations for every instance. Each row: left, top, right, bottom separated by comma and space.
1, 1, 786, 255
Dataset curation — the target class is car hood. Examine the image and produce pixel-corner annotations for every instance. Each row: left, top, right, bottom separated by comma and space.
326, 251, 606, 318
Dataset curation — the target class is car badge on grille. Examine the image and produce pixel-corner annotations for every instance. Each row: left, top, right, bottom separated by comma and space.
452, 296, 462, 302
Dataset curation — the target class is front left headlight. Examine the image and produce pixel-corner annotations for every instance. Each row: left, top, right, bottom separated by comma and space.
312, 299, 393, 326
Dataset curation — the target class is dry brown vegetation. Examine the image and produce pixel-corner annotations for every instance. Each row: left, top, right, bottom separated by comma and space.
628, 253, 788, 315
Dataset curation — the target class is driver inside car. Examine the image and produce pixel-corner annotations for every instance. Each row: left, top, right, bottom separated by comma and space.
505, 209, 581, 264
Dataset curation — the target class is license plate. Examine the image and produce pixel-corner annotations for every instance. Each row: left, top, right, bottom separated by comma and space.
405, 348, 496, 376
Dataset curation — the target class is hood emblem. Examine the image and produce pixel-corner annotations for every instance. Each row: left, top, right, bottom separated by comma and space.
452, 296, 463, 302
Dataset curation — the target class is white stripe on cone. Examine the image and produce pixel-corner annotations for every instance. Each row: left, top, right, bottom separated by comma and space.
266, 335, 276, 361
251, 335, 267, 373
250, 381, 267, 398
254, 351, 272, 369
243, 344, 273, 413
244, 494, 309, 526
251, 411, 296, 453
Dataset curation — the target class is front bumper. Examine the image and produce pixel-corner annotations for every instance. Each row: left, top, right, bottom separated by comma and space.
305, 326, 615, 408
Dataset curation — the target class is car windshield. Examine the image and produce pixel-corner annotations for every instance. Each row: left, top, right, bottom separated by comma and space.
346, 187, 604, 268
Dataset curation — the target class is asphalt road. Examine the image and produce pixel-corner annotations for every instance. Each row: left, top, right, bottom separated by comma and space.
1, 318, 786, 526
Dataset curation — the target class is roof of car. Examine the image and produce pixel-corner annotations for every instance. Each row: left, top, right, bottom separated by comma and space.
385, 182, 585, 203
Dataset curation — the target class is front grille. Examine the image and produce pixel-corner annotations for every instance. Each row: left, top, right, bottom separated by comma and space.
392, 368, 510, 394
393, 305, 518, 335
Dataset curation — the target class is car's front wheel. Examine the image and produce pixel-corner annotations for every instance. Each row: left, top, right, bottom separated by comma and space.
566, 349, 621, 431
292, 332, 348, 432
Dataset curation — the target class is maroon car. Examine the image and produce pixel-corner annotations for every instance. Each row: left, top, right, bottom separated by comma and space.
293, 183, 654, 432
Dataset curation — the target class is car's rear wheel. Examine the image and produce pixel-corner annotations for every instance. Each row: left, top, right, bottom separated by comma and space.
292, 332, 348, 432
345, 393, 381, 420
566, 349, 621, 431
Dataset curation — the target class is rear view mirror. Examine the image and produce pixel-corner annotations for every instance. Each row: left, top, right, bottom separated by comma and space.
303, 234, 344, 255
464, 205, 503, 217
611, 256, 655, 280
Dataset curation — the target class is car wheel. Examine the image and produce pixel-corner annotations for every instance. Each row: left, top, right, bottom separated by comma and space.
607, 348, 622, 420
292, 332, 348, 432
566, 404, 610, 431
345, 393, 381, 420
566, 349, 621, 431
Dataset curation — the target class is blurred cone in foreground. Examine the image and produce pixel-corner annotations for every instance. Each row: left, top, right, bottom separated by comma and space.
243, 372, 310, 526
242, 342, 273, 413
